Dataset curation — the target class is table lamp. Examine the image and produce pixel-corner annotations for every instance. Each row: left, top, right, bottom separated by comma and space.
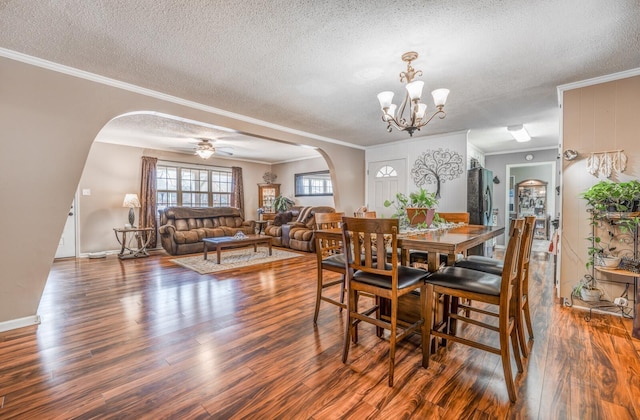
122, 193, 141, 227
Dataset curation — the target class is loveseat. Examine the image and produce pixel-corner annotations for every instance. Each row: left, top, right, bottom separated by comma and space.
158, 206, 256, 255
263, 206, 335, 252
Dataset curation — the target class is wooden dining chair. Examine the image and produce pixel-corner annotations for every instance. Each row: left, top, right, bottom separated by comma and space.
313, 212, 346, 324
436, 212, 470, 224
454, 216, 536, 357
354, 210, 377, 218
341, 217, 431, 386
423, 219, 524, 402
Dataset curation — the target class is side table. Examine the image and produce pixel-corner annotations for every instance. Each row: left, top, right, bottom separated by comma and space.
255, 220, 268, 235
113, 227, 153, 259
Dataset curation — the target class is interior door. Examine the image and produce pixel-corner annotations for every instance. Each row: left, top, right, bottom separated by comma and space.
367, 159, 406, 217
55, 199, 76, 258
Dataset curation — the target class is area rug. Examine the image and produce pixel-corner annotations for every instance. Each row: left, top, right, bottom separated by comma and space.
170, 248, 304, 274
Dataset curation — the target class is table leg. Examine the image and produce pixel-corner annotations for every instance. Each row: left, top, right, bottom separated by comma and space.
253, 244, 257, 252
203, 242, 209, 260
217, 246, 222, 264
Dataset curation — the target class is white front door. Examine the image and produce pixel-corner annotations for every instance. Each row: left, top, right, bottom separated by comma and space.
55, 199, 76, 258
367, 159, 407, 217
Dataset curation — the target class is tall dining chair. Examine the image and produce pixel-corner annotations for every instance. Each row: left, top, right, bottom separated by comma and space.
454, 215, 536, 356
313, 212, 346, 324
341, 217, 431, 386
354, 210, 377, 218
423, 220, 524, 402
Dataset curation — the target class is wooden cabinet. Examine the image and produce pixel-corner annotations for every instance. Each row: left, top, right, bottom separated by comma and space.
258, 183, 279, 211
516, 179, 547, 239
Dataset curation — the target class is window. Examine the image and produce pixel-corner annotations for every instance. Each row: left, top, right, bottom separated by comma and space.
295, 170, 333, 197
376, 165, 397, 178
157, 163, 233, 210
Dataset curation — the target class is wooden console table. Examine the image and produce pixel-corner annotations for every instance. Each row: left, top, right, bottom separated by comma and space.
113, 227, 153, 259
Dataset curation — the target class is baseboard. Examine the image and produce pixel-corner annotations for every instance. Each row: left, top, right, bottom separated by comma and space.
0, 315, 41, 332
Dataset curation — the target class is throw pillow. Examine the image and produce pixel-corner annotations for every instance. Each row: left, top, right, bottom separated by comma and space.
273, 211, 293, 226
296, 206, 313, 223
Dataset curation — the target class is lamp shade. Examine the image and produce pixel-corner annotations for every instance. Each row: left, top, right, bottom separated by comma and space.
122, 193, 141, 208
405, 81, 424, 100
377, 91, 394, 109
431, 88, 450, 107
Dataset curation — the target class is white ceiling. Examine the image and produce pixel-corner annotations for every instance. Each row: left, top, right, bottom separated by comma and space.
1, 1, 639, 162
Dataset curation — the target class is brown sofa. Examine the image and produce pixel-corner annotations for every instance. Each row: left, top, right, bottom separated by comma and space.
158, 206, 256, 255
263, 206, 335, 252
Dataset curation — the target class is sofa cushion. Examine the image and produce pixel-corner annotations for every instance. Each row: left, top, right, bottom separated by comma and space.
296, 206, 314, 223
174, 230, 202, 244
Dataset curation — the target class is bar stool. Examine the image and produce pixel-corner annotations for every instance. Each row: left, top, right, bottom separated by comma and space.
313, 212, 346, 324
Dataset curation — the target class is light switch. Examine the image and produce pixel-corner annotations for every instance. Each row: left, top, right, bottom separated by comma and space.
82, 189, 91, 196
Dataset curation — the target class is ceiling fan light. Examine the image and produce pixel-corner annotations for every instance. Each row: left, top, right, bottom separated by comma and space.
195, 148, 215, 159
406, 81, 424, 100
431, 88, 449, 107
377, 91, 394, 109
507, 124, 531, 142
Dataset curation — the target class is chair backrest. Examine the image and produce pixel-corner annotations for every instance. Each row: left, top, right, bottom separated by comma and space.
437, 212, 470, 224
500, 218, 524, 301
519, 215, 536, 281
315, 212, 345, 261
354, 211, 377, 218
341, 217, 399, 285
315, 212, 345, 230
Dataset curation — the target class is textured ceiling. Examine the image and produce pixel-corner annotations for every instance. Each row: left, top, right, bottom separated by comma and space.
1, 0, 639, 159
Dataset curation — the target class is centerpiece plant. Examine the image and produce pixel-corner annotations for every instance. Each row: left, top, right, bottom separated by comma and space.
384, 187, 439, 227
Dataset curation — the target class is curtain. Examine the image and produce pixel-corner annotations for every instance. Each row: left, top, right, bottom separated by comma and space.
231, 166, 244, 218
140, 156, 158, 248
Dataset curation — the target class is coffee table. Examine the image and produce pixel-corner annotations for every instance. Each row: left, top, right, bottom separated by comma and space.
203, 235, 272, 263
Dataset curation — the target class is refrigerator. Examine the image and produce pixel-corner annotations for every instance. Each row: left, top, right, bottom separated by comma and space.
467, 167, 494, 256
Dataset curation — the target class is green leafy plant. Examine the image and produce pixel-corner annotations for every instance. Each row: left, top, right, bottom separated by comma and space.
272, 195, 295, 212
581, 180, 640, 212
383, 187, 439, 226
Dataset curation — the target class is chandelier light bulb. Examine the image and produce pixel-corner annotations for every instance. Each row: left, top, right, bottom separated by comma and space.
415, 103, 427, 119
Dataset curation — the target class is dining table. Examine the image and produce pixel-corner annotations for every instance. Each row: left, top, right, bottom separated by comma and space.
315, 223, 505, 271
315, 222, 506, 325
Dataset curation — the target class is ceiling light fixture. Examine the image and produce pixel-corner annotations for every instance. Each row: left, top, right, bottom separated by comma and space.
377, 51, 449, 137
195, 139, 215, 159
507, 124, 531, 142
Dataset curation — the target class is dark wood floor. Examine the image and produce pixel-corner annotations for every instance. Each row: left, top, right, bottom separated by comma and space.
1, 245, 639, 419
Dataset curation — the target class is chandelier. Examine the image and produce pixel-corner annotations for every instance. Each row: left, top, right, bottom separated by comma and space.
377, 51, 449, 136
195, 139, 215, 159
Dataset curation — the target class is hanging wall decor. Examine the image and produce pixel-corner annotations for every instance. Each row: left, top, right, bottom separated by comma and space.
410, 148, 464, 198
586, 150, 627, 178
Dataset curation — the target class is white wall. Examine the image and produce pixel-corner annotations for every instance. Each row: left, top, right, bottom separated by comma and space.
365, 131, 468, 212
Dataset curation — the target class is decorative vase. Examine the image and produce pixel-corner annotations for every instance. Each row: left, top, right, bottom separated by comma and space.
406, 208, 436, 227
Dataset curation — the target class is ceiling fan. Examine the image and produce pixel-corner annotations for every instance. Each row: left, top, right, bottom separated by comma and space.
172, 138, 234, 159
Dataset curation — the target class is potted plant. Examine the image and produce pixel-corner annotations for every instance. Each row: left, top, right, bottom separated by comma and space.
384, 187, 439, 227
272, 195, 295, 213
572, 274, 602, 302
586, 232, 617, 270
582, 180, 640, 214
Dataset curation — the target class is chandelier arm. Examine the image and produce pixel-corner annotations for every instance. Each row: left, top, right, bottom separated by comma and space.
416, 108, 447, 129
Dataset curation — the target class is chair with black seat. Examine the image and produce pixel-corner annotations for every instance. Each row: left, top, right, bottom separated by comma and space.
313, 212, 346, 324
341, 217, 431, 386
423, 219, 524, 402
454, 215, 536, 357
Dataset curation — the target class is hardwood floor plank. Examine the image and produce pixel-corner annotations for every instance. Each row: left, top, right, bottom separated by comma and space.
0, 247, 638, 418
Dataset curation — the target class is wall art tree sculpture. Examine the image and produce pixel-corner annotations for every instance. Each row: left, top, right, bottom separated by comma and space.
410, 148, 464, 198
